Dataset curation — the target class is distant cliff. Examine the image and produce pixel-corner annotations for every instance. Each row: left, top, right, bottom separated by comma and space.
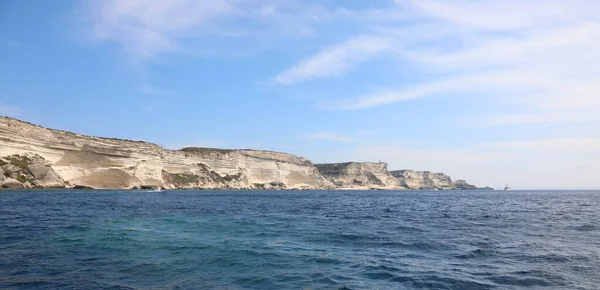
315, 162, 405, 190
389, 170, 492, 190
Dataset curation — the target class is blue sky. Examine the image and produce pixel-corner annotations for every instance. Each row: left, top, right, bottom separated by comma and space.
1, 0, 600, 189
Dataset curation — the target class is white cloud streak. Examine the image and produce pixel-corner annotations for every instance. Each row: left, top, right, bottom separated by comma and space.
85, 0, 368, 62
88, 0, 235, 61
269, 0, 600, 132
272, 36, 392, 84
326, 70, 552, 110
405, 0, 596, 31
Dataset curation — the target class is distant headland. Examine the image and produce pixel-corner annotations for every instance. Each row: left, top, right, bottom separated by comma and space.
0, 116, 492, 191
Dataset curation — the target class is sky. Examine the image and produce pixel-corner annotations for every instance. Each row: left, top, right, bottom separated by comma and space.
1, 0, 600, 189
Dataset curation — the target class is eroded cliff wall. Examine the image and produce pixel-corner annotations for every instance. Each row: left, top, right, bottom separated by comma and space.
0, 117, 333, 190
389, 170, 489, 190
315, 162, 404, 190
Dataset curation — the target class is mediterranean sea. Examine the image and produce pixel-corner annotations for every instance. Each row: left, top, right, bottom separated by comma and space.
1, 190, 599, 289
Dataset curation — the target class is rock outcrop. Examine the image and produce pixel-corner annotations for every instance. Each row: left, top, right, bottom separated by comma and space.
0, 116, 334, 190
453, 179, 477, 190
390, 170, 453, 190
315, 162, 405, 190
390, 170, 492, 190
1, 153, 65, 189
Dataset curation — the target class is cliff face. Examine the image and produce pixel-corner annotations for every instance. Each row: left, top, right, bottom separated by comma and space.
0, 117, 333, 190
0, 154, 65, 189
0, 116, 492, 191
389, 170, 489, 190
390, 170, 453, 190
315, 162, 404, 190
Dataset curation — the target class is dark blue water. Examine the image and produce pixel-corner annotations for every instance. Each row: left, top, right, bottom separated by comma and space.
1, 190, 599, 289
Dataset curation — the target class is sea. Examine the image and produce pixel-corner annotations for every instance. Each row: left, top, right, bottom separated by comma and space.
1, 190, 599, 289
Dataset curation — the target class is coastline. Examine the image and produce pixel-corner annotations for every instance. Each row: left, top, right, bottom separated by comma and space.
1, 116, 491, 191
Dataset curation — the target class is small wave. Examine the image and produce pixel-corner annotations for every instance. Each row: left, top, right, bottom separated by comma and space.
402, 275, 494, 289
573, 224, 597, 232
525, 252, 591, 264
3, 279, 52, 288
64, 225, 90, 231
124, 227, 152, 231
390, 276, 417, 284
314, 256, 343, 265
155, 244, 210, 252
53, 236, 84, 243
404, 241, 446, 251
454, 248, 496, 260
119, 261, 171, 275
363, 271, 396, 280
488, 275, 552, 287
395, 225, 425, 232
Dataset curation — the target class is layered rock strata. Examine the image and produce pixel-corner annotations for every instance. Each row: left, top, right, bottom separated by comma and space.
0, 117, 333, 190
315, 162, 405, 190
389, 170, 490, 190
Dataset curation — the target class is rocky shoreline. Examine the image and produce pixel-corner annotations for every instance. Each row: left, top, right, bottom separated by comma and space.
0, 116, 492, 191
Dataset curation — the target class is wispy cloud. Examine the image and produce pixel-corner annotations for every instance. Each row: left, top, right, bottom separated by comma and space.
84, 0, 360, 62
271, 36, 392, 84
272, 0, 600, 129
87, 0, 235, 61
302, 132, 358, 143
321, 70, 551, 110
406, 0, 598, 31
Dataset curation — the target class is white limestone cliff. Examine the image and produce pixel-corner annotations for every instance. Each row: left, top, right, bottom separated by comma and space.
314, 162, 405, 190
0, 116, 333, 190
389, 170, 490, 190
0, 116, 491, 191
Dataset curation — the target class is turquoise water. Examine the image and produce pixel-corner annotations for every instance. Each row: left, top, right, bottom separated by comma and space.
1, 190, 599, 289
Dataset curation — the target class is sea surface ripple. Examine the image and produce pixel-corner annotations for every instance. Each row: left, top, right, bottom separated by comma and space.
1, 190, 599, 289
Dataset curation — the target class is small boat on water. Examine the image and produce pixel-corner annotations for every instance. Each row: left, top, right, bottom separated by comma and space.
504, 184, 511, 191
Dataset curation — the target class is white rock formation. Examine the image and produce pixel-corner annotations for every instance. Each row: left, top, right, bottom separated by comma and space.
0, 116, 334, 190
315, 162, 405, 190
389, 170, 488, 190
